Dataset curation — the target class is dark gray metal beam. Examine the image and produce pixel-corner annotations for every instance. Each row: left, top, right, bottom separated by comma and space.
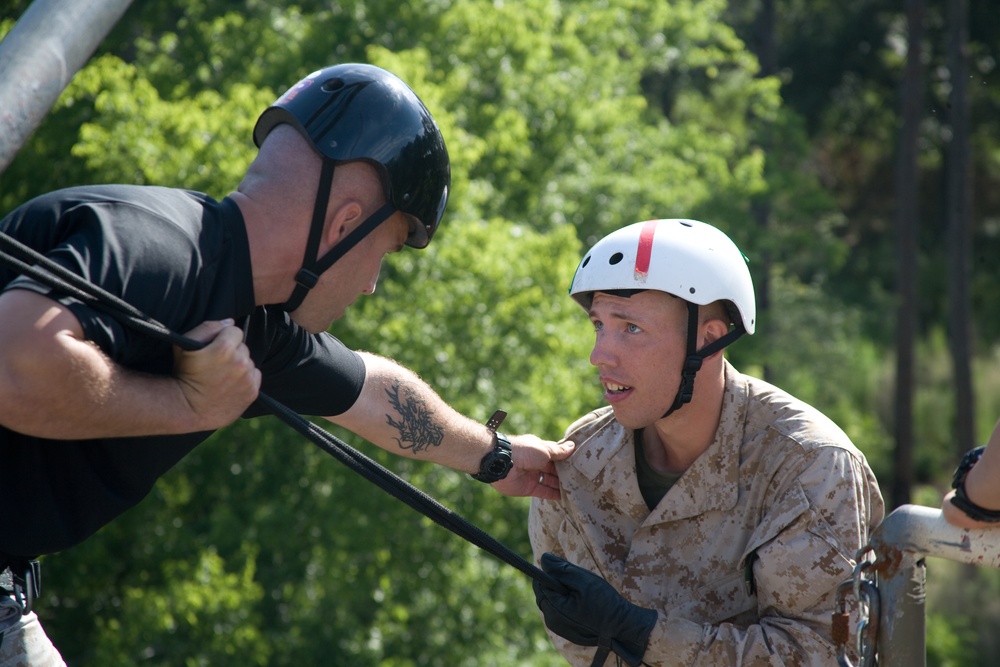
0, 0, 134, 174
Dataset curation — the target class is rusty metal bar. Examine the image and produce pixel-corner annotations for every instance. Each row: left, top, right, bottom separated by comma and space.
866, 504, 1000, 667
0, 0, 134, 174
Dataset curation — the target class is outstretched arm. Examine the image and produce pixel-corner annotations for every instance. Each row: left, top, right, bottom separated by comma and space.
326, 351, 573, 499
0, 289, 260, 438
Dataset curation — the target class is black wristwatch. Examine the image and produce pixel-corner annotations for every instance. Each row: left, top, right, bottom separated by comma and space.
950, 446, 1000, 523
471, 410, 513, 483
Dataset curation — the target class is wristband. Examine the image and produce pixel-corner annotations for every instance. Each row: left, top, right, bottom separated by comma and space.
950, 446, 1000, 523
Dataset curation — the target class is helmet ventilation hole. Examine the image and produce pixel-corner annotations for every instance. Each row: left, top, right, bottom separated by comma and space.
581, 256, 591, 268
609, 252, 624, 265
322, 78, 346, 92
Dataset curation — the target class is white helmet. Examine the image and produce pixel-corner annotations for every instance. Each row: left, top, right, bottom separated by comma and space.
570, 218, 755, 334
570, 219, 756, 418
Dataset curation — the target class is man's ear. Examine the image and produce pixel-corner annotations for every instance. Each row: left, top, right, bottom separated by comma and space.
324, 200, 364, 248
700, 317, 730, 357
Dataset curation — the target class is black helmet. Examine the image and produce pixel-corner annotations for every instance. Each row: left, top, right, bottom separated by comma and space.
253, 63, 450, 249
253, 64, 450, 311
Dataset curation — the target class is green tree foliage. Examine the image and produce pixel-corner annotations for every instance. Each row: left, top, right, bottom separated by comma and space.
4, 0, 999, 664
68, 55, 268, 194
727, 0, 1000, 343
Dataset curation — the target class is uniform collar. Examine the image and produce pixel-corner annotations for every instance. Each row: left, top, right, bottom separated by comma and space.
569, 361, 751, 524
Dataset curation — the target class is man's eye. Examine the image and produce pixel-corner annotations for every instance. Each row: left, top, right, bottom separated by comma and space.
592, 321, 604, 331
627, 323, 641, 333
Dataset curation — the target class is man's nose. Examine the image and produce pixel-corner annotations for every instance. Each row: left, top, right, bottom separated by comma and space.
589, 335, 616, 368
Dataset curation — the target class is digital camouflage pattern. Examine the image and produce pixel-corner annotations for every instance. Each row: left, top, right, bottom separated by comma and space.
529, 361, 884, 666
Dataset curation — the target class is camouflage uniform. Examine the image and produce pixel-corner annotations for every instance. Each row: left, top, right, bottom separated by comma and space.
529, 361, 884, 666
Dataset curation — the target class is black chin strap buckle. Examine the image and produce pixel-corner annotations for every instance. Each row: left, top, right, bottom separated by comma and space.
676, 355, 703, 405
294, 268, 320, 290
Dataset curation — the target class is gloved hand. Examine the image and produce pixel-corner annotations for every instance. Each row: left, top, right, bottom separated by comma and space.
533, 552, 657, 667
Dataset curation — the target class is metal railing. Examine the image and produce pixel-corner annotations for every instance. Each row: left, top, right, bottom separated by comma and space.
851, 504, 1000, 667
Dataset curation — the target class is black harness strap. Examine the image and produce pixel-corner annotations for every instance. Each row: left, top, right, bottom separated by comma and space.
283, 160, 336, 312
0, 231, 559, 590
282, 158, 396, 313
660, 301, 746, 420
301, 201, 395, 286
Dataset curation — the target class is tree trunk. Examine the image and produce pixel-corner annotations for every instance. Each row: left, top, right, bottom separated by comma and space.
946, 0, 975, 457
751, 0, 775, 383
892, 0, 926, 510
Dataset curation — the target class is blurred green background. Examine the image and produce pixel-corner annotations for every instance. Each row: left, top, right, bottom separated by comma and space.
2, 0, 999, 664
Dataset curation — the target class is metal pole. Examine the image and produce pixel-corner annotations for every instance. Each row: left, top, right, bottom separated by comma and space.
867, 504, 1000, 667
0, 0, 134, 174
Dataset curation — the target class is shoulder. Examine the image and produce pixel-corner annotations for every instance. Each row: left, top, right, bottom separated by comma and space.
85, 186, 219, 237
4, 185, 222, 259
745, 373, 849, 440
562, 406, 618, 441
7, 184, 214, 219
730, 370, 869, 471
729, 372, 884, 527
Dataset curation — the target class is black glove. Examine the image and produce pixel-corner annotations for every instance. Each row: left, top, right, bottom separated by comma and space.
533, 552, 657, 667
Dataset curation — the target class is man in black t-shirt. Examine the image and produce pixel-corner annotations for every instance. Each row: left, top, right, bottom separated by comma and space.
0, 63, 573, 664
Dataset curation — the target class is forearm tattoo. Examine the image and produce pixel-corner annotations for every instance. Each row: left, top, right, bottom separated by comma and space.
384, 381, 444, 454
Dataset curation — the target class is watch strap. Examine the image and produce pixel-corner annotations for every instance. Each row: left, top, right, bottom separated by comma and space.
950, 446, 1000, 523
485, 409, 507, 433
472, 410, 513, 483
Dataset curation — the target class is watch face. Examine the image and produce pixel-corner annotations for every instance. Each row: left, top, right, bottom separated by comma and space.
476, 448, 512, 481
473, 433, 512, 482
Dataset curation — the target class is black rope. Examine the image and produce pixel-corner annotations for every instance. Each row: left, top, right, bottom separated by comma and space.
0, 230, 558, 588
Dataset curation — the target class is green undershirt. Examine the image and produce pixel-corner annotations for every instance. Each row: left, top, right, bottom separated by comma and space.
634, 429, 684, 510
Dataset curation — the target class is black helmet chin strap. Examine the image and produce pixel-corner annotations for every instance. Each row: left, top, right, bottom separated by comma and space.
282, 160, 396, 312
660, 301, 746, 419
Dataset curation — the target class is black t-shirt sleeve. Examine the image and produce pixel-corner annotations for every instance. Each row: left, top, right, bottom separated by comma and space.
242, 308, 366, 418
0, 187, 235, 375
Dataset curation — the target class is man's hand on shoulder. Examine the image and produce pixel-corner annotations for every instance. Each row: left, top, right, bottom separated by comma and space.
492, 435, 575, 500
